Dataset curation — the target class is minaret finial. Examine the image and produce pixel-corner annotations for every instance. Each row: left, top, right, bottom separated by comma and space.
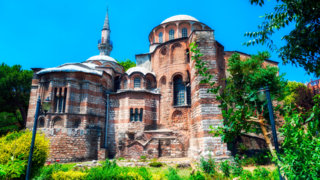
98, 7, 113, 56
103, 7, 110, 30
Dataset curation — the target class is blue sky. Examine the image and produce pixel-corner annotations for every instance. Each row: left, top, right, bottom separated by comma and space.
0, 0, 316, 83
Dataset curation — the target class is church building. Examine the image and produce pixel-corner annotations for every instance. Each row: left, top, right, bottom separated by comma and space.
26, 10, 278, 162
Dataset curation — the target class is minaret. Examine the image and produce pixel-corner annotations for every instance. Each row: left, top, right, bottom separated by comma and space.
98, 8, 113, 56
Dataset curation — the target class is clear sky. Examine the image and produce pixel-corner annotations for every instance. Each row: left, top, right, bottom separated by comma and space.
0, 0, 316, 83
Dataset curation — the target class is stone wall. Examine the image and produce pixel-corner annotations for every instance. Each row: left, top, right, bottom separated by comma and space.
188, 30, 229, 159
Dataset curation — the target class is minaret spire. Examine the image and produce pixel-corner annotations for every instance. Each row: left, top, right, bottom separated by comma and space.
102, 7, 110, 30
98, 7, 113, 56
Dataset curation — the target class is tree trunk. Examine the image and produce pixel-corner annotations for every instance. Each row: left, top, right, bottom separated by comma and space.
258, 115, 279, 161
18, 105, 27, 129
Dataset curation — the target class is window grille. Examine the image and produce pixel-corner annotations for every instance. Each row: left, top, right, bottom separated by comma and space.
159, 32, 163, 43
134, 77, 141, 88
169, 29, 174, 40
182, 28, 188, 37
173, 76, 185, 106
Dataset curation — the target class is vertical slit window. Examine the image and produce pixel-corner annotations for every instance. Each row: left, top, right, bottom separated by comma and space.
123, 79, 128, 89
130, 108, 134, 122
159, 32, 163, 43
146, 79, 152, 90
58, 88, 63, 113
182, 28, 188, 37
139, 108, 143, 122
134, 77, 141, 88
63, 88, 67, 113
135, 108, 139, 121
169, 29, 174, 40
54, 88, 58, 112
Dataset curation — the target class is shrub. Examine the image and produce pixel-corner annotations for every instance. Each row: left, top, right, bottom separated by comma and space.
166, 167, 182, 180
117, 157, 125, 161
199, 156, 216, 174
189, 171, 205, 180
219, 160, 231, 177
239, 170, 253, 180
86, 159, 152, 180
52, 171, 87, 180
149, 162, 163, 168
140, 155, 147, 162
0, 130, 49, 178
253, 167, 270, 179
230, 156, 243, 176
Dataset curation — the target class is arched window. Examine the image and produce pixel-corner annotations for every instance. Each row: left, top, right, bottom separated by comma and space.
134, 77, 141, 88
146, 79, 152, 90
53, 116, 63, 128
182, 28, 188, 37
123, 79, 128, 89
159, 32, 163, 43
173, 76, 185, 106
169, 29, 174, 40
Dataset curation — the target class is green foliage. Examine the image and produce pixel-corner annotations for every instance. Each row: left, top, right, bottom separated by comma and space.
245, 0, 320, 76
118, 59, 136, 71
0, 130, 49, 179
283, 81, 314, 111
149, 162, 163, 168
219, 160, 231, 177
189, 171, 205, 180
166, 167, 182, 180
0, 112, 20, 136
230, 156, 243, 176
52, 171, 87, 180
86, 159, 152, 180
199, 156, 216, 175
140, 155, 147, 162
278, 95, 320, 179
208, 51, 285, 143
0, 63, 33, 128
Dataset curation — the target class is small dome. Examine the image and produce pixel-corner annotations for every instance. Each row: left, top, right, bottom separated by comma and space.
126, 66, 155, 76
86, 55, 117, 63
161, 15, 199, 24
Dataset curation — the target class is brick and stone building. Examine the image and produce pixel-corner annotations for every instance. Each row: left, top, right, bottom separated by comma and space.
26, 11, 278, 162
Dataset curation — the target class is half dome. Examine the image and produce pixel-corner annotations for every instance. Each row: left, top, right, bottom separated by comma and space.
161, 15, 199, 24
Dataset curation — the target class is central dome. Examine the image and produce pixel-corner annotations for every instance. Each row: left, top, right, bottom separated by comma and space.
161, 15, 199, 24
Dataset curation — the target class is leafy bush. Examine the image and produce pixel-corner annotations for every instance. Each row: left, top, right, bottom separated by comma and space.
199, 156, 216, 174
117, 157, 125, 161
239, 170, 253, 180
32, 162, 71, 180
140, 155, 147, 162
149, 162, 163, 168
86, 159, 152, 180
166, 167, 182, 180
52, 171, 87, 180
0, 112, 20, 136
189, 171, 205, 180
0, 130, 49, 178
253, 167, 270, 179
230, 156, 243, 176
219, 160, 231, 177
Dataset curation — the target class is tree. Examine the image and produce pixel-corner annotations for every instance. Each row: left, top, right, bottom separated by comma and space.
190, 42, 320, 179
245, 0, 320, 76
118, 59, 136, 71
0, 63, 33, 129
190, 42, 287, 172
279, 95, 320, 179
284, 81, 314, 111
